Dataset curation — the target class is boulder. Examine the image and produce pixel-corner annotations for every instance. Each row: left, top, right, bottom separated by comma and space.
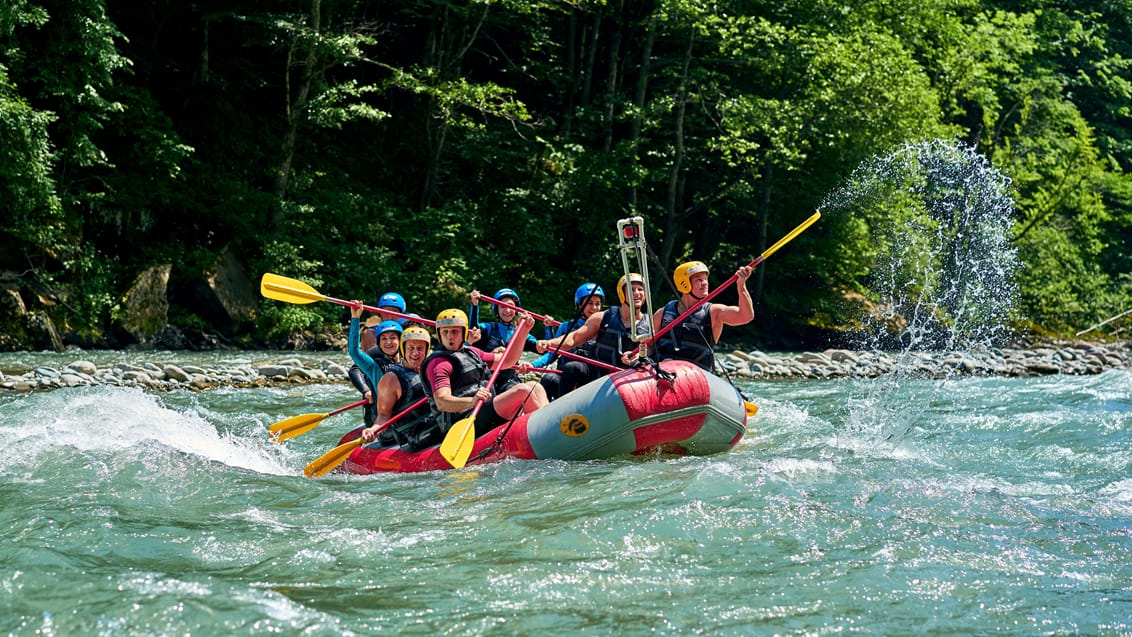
202, 244, 257, 327
0, 286, 63, 352
118, 264, 172, 347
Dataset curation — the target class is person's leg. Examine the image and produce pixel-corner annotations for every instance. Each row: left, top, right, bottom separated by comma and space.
473, 397, 506, 437
558, 360, 593, 396
538, 371, 561, 401
491, 381, 547, 421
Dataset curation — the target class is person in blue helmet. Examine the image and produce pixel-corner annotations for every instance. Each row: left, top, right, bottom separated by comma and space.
347, 300, 403, 427
531, 282, 605, 400
466, 287, 546, 392
537, 274, 650, 396
376, 291, 408, 325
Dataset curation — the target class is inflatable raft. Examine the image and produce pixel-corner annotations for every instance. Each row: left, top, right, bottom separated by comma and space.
339, 359, 749, 474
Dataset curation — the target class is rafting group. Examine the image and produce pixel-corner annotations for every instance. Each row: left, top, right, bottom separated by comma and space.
261, 212, 820, 475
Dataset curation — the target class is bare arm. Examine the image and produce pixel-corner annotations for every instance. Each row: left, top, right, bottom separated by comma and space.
434, 384, 490, 413
713, 266, 754, 340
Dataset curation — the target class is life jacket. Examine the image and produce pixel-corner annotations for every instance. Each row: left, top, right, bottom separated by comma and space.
655, 300, 716, 370
551, 317, 594, 370
479, 322, 523, 390
420, 347, 493, 430
376, 364, 442, 450
355, 346, 399, 426
590, 307, 651, 368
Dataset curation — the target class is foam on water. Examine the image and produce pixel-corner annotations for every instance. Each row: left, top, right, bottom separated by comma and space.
0, 386, 295, 477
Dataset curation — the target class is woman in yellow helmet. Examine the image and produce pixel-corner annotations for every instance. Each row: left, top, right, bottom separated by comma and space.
652, 261, 754, 371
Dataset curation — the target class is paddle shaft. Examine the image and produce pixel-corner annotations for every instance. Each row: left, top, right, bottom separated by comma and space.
478, 295, 561, 326
260, 275, 437, 326
303, 397, 428, 478
644, 211, 821, 346
542, 345, 619, 372
328, 397, 369, 417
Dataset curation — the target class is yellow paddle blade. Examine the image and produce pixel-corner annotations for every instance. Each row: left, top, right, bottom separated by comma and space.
745, 401, 759, 417
304, 437, 364, 478
439, 416, 476, 469
260, 273, 326, 305
267, 412, 327, 442
760, 211, 821, 261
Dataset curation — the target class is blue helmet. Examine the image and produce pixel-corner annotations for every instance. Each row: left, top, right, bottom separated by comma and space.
374, 320, 403, 337
574, 283, 605, 306
378, 292, 406, 313
493, 288, 520, 306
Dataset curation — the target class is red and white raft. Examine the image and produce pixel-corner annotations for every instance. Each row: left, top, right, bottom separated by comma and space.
340, 359, 749, 474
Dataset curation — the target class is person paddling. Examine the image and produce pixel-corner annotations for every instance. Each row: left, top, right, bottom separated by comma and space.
531, 282, 605, 400
652, 261, 754, 371
467, 288, 544, 392
422, 309, 548, 439
347, 301, 403, 427
360, 326, 441, 449
536, 274, 650, 396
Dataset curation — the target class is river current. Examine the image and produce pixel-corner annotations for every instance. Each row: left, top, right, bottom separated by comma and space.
1, 350, 1129, 635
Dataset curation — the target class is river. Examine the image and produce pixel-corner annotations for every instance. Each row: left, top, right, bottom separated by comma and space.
1, 350, 1129, 635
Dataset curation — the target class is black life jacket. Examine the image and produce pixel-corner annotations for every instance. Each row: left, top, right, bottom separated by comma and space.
655, 300, 716, 370
420, 347, 492, 430
352, 346, 399, 426
590, 307, 651, 368
552, 317, 594, 370
375, 364, 442, 450
480, 322, 524, 390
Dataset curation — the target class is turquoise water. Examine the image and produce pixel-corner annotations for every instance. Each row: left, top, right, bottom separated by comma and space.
1, 353, 1129, 635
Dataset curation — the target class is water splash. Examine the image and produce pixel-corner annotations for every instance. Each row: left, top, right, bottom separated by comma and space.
824, 139, 1019, 351
0, 386, 295, 477
822, 140, 1020, 445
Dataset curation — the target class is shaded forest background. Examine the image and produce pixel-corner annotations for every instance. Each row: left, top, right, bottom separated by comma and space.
2, 0, 1130, 350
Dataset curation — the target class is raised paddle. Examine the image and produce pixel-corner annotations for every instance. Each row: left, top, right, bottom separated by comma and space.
478, 294, 561, 326
303, 397, 429, 478
268, 398, 369, 442
260, 273, 437, 326
439, 320, 530, 469
642, 211, 822, 348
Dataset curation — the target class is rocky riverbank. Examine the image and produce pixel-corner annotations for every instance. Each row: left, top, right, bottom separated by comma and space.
1, 340, 1128, 395
719, 340, 1132, 380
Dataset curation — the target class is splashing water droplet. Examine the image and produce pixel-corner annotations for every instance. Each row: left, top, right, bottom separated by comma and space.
823, 140, 1020, 445
825, 139, 1019, 352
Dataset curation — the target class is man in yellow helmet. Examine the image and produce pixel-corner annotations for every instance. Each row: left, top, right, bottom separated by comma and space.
535, 273, 651, 396
421, 308, 548, 438
652, 261, 754, 371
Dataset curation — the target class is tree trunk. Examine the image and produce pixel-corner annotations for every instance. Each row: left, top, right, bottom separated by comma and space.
753, 165, 773, 307
271, 0, 321, 231
659, 28, 695, 283
627, 16, 656, 209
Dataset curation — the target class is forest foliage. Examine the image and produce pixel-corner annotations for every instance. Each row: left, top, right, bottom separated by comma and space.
2, 0, 1130, 347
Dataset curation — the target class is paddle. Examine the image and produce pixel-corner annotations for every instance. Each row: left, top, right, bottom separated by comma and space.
438, 320, 529, 469
268, 398, 369, 442
644, 211, 821, 347
260, 273, 438, 326
303, 397, 429, 478
478, 295, 561, 326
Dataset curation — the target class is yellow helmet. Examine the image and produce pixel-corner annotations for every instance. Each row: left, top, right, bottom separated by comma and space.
617, 273, 645, 304
673, 261, 709, 294
400, 325, 432, 358
435, 308, 469, 340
